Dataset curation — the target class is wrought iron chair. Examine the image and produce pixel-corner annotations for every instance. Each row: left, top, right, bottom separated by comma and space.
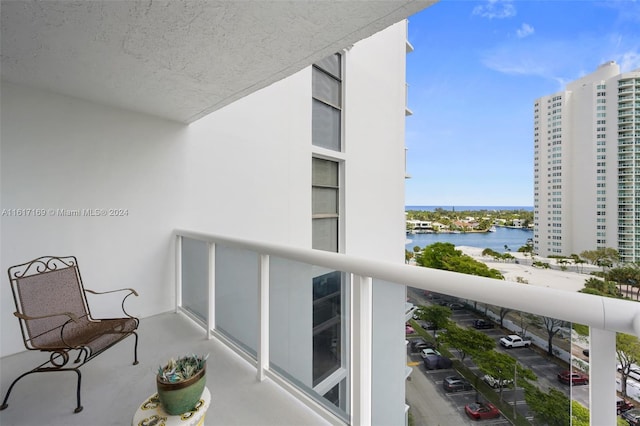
1, 255, 139, 413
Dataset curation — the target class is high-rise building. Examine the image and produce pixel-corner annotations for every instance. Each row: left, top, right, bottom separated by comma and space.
533, 61, 640, 262
0, 2, 434, 424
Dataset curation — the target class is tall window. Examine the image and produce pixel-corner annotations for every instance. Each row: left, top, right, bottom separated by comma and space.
312, 54, 342, 151
311, 53, 347, 414
312, 158, 339, 252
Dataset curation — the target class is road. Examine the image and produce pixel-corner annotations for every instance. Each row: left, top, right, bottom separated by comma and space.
406, 363, 474, 426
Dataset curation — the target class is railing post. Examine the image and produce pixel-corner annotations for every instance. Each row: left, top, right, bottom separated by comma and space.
257, 254, 270, 381
207, 242, 216, 339
352, 274, 372, 425
589, 327, 616, 426
175, 234, 182, 313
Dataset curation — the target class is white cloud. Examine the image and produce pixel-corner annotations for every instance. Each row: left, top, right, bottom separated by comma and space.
516, 23, 534, 38
472, 0, 516, 19
618, 51, 640, 72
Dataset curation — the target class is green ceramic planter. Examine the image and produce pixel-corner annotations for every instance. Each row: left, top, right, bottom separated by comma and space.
156, 366, 206, 415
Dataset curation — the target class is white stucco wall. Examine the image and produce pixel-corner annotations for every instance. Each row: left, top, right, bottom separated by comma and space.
1, 82, 188, 349
342, 22, 408, 426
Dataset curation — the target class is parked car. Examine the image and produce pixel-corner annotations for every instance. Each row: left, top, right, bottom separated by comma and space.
420, 348, 441, 359
405, 324, 415, 334
617, 397, 634, 415
618, 365, 640, 382
622, 408, 640, 425
557, 370, 589, 385
410, 338, 435, 352
628, 368, 640, 381
422, 354, 452, 370
442, 375, 473, 392
582, 348, 589, 357
434, 329, 447, 339
448, 302, 465, 310
499, 334, 532, 348
482, 374, 513, 389
464, 402, 500, 420
418, 320, 437, 330
472, 319, 494, 329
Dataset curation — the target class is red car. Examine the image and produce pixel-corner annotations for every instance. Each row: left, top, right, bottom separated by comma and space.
617, 397, 634, 414
557, 370, 588, 385
465, 402, 500, 420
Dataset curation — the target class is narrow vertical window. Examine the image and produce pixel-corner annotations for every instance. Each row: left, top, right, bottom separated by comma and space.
312, 53, 342, 151
312, 158, 339, 252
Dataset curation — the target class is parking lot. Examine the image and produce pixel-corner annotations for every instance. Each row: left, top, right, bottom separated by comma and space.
408, 340, 520, 425
407, 288, 591, 424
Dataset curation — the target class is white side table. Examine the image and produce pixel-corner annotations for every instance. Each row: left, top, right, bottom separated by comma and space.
133, 387, 211, 426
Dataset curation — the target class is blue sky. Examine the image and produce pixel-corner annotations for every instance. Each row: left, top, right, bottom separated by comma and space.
404, 0, 640, 207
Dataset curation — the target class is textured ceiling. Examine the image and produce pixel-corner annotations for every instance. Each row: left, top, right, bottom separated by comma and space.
1, 1, 435, 123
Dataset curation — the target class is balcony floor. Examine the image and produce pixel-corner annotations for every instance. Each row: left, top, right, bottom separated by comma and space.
0, 312, 330, 426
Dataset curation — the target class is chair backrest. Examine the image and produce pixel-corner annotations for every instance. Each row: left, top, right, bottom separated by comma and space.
8, 256, 90, 349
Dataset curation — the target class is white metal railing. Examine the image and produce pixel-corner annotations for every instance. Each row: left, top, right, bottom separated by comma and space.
175, 229, 640, 426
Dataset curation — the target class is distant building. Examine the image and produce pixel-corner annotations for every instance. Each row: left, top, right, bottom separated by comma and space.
511, 219, 524, 228
533, 61, 640, 262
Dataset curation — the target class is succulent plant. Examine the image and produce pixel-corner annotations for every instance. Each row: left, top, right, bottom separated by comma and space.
157, 354, 208, 384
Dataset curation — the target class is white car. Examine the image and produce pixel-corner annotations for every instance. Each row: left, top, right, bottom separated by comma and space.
483, 374, 513, 389
618, 364, 640, 381
420, 348, 441, 359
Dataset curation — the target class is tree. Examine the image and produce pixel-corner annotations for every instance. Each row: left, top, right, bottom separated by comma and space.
557, 258, 569, 271
580, 247, 619, 267
536, 316, 568, 356
571, 401, 590, 426
498, 307, 512, 328
439, 324, 494, 362
607, 265, 640, 300
475, 351, 536, 402
417, 242, 460, 270
580, 277, 622, 298
518, 244, 533, 258
414, 305, 451, 338
513, 311, 535, 339
404, 249, 413, 264
617, 333, 640, 398
417, 242, 504, 279
571, 254, 586, 273
525, 387, 570, 426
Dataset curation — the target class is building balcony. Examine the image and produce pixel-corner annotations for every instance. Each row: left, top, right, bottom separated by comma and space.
0, 312, 329, 426
2, 230, 639, 426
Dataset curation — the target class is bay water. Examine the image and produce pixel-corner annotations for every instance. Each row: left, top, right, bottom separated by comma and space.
405, 226, 532, 253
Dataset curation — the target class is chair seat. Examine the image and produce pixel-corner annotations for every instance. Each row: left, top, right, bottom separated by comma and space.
35, 317, 139, 356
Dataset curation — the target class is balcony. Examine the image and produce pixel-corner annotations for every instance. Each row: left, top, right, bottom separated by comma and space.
0, 312, 329, 426
2, 231, 640, 426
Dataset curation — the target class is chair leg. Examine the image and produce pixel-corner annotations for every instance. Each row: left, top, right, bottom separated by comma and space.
73, 369, 83, 413
0, 370, 38, 410
132, 332, 139, 365
0, 369, 84, 414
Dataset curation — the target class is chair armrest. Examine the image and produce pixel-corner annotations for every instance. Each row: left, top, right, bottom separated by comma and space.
85, 288, 139, 297
84, 288, 139, 319
14, 311, 80, 323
